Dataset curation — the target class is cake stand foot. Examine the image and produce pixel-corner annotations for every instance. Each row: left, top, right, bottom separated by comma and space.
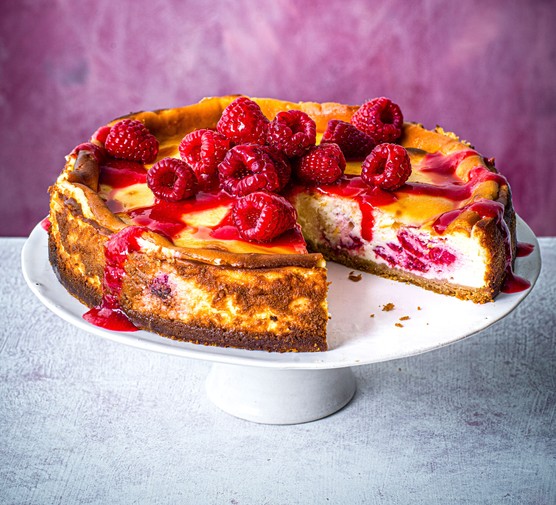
205, 364, 356, 424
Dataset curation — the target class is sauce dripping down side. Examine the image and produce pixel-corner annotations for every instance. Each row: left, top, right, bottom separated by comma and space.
433, 201, 531, 294
83, 226, 148, 331
516, 242, 534, 257
41, 217, 52, 232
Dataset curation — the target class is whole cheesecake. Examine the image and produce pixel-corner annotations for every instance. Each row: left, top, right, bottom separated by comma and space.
47, 95, 518, 352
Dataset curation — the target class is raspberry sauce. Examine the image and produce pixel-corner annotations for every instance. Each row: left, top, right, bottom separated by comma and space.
126, 191, 234, 239
433, 200, 530, 294
516, 242, 534, 257
309, 176, 397, 241
83, 226, 148, 331
82, 305, 138, 332
400, 166, 508, 201
501, 270, 531, 294
40, 217, 51, 232
99, 160, 148, 188
501, 242, 534, 293
295, 160, 507, 242
420, 149, 477, 176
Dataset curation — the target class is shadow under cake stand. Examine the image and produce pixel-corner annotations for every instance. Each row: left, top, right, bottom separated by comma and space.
22, 217, 541, 424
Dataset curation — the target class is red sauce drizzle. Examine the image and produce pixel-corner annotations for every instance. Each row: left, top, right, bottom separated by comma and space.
501, 270, 531, 294
516, 242, 534, 257
95, 148, 527, 295
41, 217, 51, 232
305, 176, 397, 241
119, 190, 307, 252
400, 167, 508, 200
420, 149, 477, 175
126, 191, 235, 239
433, 200, 530, 294
100, 162, 305, 250
99, 161, 148, 188
83, 226, 149, 331
502, 243, 534, 293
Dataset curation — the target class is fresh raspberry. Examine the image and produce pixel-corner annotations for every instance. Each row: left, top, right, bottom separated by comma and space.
266, 110, 316, 157
351, 97, 404, 144
179, 129, 231, 191
218, 144, 286, 196
294, 143, 346, 185
361, 143, 411, 190
264, 145, 292, 190
105, 119, 159, 163
70, 142, 107, 163
147, 157, 197, 201
232, 191, 297, 242
90, 125, 112, 145
321, 120, 376, 161
216, 97, 269, 145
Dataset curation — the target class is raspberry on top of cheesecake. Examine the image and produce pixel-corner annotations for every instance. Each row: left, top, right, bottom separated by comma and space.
47, 95, 528, 352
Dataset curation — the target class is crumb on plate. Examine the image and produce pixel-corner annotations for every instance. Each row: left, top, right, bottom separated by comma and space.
348, 271, 362, 282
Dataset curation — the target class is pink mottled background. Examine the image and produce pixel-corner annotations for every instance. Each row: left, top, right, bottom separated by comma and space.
1, 0, 555, 236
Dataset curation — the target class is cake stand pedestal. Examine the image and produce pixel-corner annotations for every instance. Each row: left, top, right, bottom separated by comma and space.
22, 217, 541, 425
205, 364, 356, 424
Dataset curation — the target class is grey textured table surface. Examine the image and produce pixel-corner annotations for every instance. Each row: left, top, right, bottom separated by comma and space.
1, 238, 555, 505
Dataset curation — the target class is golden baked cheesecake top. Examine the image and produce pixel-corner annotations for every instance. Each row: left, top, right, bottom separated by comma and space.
60, 95, 511, 258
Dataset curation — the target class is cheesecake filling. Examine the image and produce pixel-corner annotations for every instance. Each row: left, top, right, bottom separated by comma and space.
294, 193, 488, 288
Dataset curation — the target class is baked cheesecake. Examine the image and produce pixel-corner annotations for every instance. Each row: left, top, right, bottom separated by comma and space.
47, 95, 523, 352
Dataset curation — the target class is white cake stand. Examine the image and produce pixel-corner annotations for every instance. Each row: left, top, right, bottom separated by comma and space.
22, 217, 541, 424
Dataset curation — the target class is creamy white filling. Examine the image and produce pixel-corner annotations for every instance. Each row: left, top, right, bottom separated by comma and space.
295, 194, 489, 289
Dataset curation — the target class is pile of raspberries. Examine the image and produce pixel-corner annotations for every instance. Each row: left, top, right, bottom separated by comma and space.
74, 96, 411, 242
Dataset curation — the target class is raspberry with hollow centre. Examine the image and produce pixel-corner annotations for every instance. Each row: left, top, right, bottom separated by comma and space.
294, 143, 346, 185
90, 125, 112, 145
266, 110, 316, 157
232, 191, 297, 242
351, 97, 404, 144
361, 143, 412, 191
218, 144, 288, 196
321, 120, 376, 161
147, 157, 197, 201
105, 119, 159, 163
217, 97, 269, 145
179, 129, 231, 191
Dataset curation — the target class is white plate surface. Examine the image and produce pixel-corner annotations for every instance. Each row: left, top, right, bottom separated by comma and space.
22, 218, 541, 370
